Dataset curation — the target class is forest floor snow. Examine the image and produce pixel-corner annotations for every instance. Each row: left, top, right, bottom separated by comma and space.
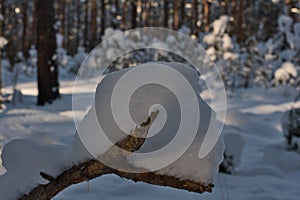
1, 76, 300, 199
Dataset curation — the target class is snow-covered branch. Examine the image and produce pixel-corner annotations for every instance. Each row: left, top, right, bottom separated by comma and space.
18, 111, 213, 200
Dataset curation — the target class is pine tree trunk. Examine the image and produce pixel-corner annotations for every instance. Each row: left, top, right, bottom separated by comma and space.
84, 0, 89, 49
76, 0, 81, 48
192, 0, 198, 35
112, 0, 120, 29
224, 0, 228, 14
164, 0, 169, 27
142, 0, 149, 27
0, 0, 4, 109
35, 0, 59, 105
285, 0, 293, 17
60, 0, 66, 48
131, 0, 137, 29
230, 0, 237, 37
237, 0, 243, 43
203, 0, 210, 32
90, 0, 97, 50
22, 1, 30, 59
29, 1, 36, 48
100, 0, 106, 37
180, 0, 185, 29
173, 1, 180, 30
121, 0, 127, 30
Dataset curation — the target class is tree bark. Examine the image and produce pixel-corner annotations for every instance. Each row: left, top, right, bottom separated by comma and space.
18, 111, 213, 199
60, 0, 66, 48
173, 1, 180, 30
35, 0, 59, 105
285, 0, 293, 17
203, 0, 210, 32
90, 0, 97, 49
230, 0, 237, 36
224, 0, 228, 15
180, 0, 185, 28
121, 0, 127, 30
131, 0, 137, 29
84, 0, 89, 49
142, 0, 150, 27
22, 1, 30, 59
164, 0, 169, 27
76, 0, 82, 48
192, 0, 199, 35
237, 0, 243, 43
0, 0, 3, 109
100, 0, 106, 37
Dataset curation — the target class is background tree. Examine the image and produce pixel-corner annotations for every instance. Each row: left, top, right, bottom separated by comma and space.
35, 0, 59, 105
0, 0, 4, 109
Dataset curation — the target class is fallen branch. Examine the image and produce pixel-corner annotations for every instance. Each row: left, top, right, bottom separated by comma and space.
19, 111, 213, 200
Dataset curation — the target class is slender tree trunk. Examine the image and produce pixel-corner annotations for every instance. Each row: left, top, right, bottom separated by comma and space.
112, 0, 119, 29
60, 0, 66, 48
180, 0, 185, 28
173, 1, 180, 30
90, 0, 97, 49
230, 0, 237, 36
100, 0, 106, 37
84, 0, 89, 49
131, 0, 137, 29
121, 0, 127, 30
136, 0, 142, 27
35, 0, 59, 105
203, 0, 209, 32
76, 0, 81, 48
285, 0, 293, 17
22, 1, 30, 59
163, 0, 169, 27
0, 0, 3, 109
142, 0, 150, 27
192, 0, 198, 35
224, 0, 228, 15
29, 2, 36, 47
237, 0, 243, 43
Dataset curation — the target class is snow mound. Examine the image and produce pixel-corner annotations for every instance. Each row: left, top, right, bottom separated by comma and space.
278, 15, 293, 33
223, 131, 244, 169
274, 62, 298, 83
0, 140, 74, 199
203, 33, 216, 46
222, 34, 233, 50
0, 62, 224, 199
213, 15, 229, 36
77, 62, 225, 183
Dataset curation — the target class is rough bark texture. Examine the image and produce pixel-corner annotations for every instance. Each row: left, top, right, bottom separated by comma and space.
100, 0, 106, 37
36, 0, 59, 105
22, 1, 30, 59
237, 0, 243, 43
90, 0, 97, 49
84, 0, 89, 49
203, 0, 210, 32
131, 0, 137, 29
0, 0, 3, 109
121, 0, 127, 30
163, 0, 169, 27
60, 0, 66, 48
18, 111, 213, 199
173, 1, 180, 30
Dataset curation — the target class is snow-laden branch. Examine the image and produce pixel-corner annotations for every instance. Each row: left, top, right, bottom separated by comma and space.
18, 111, 213, 200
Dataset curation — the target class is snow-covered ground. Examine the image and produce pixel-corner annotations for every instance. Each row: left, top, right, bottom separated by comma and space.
1, 73, 300, 199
